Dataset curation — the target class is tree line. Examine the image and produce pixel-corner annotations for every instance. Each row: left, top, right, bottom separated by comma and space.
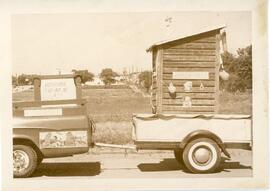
12, 68, 121, 86
220, 45, 252, 92
12, 45, 251, 93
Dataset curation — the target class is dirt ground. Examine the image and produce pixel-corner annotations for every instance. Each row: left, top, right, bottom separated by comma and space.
31, 149, 252, 178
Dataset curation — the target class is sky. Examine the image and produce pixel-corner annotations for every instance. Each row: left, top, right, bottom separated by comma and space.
12, 11, 251, 75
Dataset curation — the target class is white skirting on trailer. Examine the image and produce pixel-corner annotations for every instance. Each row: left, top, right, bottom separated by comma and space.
132, 114, 251, 143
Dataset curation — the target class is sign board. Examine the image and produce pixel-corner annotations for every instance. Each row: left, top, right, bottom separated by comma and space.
172, 72, 209, 80
24, 108, 62, 117
39, 131, 88, 149
40, 78, 76, 101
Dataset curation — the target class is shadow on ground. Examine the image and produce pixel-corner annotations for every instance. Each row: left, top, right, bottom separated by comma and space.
138, 157, 252, 173
32, 162, 101, 177
138, 159, 183, 172
219, 157, 252, 172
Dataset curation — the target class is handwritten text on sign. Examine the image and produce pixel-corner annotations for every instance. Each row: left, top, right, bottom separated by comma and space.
172, 72, 209, 79
41, 78, 76, 101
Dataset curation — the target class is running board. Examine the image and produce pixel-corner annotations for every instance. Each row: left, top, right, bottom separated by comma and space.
94, 143, 137, 150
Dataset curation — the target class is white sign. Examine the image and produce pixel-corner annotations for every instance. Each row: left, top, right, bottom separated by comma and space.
172, 72, 209, 79
24, 108, 62, 117
41, 78, 76, 101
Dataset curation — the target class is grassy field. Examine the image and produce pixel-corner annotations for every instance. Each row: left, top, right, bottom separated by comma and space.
218, 90, 252, 115
13, 87, 252, 144
82, 88, 152, 122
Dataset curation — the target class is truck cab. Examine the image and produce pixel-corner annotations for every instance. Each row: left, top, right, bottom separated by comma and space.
13, 75, 92, 178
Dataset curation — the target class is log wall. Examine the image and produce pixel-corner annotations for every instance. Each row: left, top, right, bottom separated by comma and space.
151, 30, 220, 114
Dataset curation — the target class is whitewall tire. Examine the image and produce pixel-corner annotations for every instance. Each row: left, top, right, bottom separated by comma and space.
183, 138, 221, 173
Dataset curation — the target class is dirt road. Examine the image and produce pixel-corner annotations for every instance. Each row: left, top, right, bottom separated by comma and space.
31, 149, 252, 179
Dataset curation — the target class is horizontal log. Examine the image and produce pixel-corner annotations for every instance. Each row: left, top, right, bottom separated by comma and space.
164, 36, 216, 46
163, 67, 215, 73
163, 55, 216, 62
162, 99, 215, 105
162, 105, 215, 112
162, 80, 215, 87
163, 92, 215, 99
152, 102, 156, 106
170, 43, 216, 49
162, 110, 215, 114
162, 33, 216, 48
13, 99, 86, 108
162, 86, 215, 93
191, 37, 216, 43
164, 49, 216, 56
163, 73, 215, 80
163, 62, 216, 68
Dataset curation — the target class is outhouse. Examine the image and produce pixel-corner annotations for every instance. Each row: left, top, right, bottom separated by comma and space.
147, 25, 226, 114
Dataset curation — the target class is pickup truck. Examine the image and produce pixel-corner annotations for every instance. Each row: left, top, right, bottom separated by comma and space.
12, 75, 93, 178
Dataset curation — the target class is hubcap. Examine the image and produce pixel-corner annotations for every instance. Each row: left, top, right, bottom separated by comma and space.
13, 150, 30, 173
193, 147, 212, 165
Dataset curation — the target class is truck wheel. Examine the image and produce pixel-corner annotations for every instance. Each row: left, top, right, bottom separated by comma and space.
173, 149, 184, 164
37, 157, 43, 166
183, 138, 221, 173
13, 145, 38, 178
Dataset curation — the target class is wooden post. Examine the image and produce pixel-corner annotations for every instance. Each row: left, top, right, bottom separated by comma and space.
156, 49, 163, 114
215, 33, 221, 113
33, 78, 41, 101
74, 76, 82, 99
221, 31, 228, 52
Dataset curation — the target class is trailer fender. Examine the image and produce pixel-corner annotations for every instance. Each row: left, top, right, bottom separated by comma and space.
179, 130, 231, 158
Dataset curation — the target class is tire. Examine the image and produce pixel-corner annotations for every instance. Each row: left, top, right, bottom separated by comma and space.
173, 149, 184, 164
182, 138, 221, 173
13, 145, 38, 178
37, 157, 43, 166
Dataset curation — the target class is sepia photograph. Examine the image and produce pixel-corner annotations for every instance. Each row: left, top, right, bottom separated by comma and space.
11, 11, 253, 178
0, 0, 268, 190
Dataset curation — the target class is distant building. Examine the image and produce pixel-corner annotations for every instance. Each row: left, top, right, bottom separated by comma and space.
114, 76, 126, 85
128, 72, 140, 84
85, 77, 104, 86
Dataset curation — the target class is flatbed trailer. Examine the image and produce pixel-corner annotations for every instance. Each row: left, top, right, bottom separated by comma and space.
132, 113, 252, 173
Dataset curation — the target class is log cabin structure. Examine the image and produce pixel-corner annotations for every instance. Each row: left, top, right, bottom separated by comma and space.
147, 25, 226, 114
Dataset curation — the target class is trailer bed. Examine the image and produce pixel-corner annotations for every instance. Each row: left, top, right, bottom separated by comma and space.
133, 114, 251, 144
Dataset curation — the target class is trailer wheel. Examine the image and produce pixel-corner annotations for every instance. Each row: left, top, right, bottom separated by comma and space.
13, 145, 38, 178
183, 138, 221, 173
